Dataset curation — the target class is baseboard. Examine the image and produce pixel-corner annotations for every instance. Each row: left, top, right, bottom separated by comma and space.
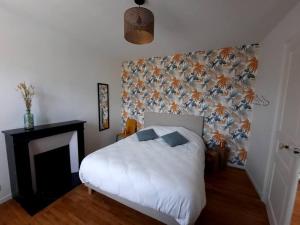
0, 193, 12, 204
245, 169, 264, 202
227, 163, 245, 170
266, 200, 277, 225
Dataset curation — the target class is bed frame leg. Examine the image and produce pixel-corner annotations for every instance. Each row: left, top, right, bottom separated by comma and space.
88, 187, 93, 195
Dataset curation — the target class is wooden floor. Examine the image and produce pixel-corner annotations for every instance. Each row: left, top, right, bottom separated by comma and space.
0, 168, 269, 225
291, 182, 300, 225
196, 168, 269, 225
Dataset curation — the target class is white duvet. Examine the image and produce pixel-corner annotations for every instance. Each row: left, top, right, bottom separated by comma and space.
79, 126, 206, 225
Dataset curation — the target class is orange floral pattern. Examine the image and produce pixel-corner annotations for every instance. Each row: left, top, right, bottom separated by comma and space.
121, 44, 259, 167
153, 67, 161, 76
220, 47, 234, 60
239, 149, 248, 161
172, 53, 182, 63
215, 103, 226, 116
245, 88, 255, 103
217, 74, 230, 89
192, 90, 202, 101
170, 102, 179, 113
248, 57, 258, 72
241, 119, 251, 134
212, 130, 225, 145
193, 63, 205, 75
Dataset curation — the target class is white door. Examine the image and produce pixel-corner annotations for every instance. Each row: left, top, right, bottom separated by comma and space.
266, 35, 300, 225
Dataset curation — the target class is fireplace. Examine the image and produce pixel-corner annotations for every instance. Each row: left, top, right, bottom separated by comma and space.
2, 120, 86, 215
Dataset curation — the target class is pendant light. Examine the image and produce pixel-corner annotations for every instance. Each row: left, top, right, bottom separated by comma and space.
124, 0, 154, 45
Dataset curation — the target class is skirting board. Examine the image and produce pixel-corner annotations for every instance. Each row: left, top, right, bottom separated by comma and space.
266, 200, 277, 225
228, 163, 245, 170
228, 164, 264, 201
0, 193, 12, 204
246, 169, 264, 202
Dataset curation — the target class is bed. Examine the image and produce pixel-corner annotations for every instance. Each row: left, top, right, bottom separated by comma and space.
79, 112, 206, 225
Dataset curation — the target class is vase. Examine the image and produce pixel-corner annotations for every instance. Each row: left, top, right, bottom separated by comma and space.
24, 110, 34, 130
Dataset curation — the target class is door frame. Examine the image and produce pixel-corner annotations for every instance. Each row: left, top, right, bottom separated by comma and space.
264, 32, 300, 225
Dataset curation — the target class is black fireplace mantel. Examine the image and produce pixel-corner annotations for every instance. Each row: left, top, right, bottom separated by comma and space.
2, 120, 86, 214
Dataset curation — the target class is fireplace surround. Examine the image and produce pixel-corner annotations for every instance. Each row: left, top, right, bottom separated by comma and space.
2, 120, 86, 215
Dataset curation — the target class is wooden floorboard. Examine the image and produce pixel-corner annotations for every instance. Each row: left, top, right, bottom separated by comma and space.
196, 168, 269, 225
291, 182, 300, 225
0, 168, 269, 225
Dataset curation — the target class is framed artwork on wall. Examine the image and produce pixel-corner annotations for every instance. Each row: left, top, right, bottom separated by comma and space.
97, 83, 109, 131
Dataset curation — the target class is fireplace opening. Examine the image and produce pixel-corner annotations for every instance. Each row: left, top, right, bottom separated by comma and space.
24, 145, 81, 215
35, 145, 72, 197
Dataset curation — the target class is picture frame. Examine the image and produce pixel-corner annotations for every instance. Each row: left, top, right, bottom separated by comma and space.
97, 83, 109, 131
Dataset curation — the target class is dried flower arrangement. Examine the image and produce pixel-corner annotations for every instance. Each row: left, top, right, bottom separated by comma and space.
16, 82, 35, 111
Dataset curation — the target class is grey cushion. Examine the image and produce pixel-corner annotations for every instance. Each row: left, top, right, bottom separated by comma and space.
161, 131, 189, 147
136, 129, 159, 141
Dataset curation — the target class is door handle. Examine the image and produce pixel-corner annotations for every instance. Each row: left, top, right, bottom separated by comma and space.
280, 143, 300, 155
279, 143, 290, 150
293, 147, 300, 155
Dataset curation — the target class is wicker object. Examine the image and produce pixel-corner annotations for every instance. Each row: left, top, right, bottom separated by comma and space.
124, 6, 154, 44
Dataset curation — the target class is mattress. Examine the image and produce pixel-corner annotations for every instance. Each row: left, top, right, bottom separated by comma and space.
79, 126, 206, 225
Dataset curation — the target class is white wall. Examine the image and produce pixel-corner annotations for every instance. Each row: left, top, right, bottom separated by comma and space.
0, 8, 122, 202
247, 1, 300, 199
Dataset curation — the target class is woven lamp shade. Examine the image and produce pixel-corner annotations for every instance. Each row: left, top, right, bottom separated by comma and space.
124, 7, 154, 44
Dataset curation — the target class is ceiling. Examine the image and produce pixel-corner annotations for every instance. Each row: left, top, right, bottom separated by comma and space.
0, 0, 299, 61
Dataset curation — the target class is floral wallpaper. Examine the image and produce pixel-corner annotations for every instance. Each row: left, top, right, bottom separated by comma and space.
121, 44, 259, 167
